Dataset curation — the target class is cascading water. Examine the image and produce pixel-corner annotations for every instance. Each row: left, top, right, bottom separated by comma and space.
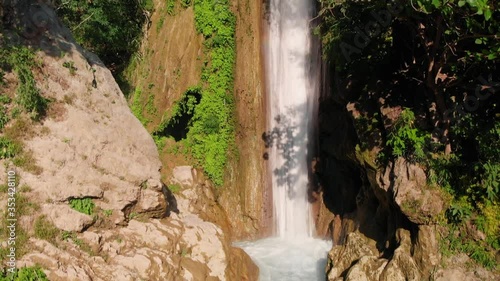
236, 0, 331, 280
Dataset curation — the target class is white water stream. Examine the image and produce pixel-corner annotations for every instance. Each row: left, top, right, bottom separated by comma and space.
236, 0, 331, 280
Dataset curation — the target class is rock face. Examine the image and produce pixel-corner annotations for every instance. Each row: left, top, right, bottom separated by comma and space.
0, 1, 257, 280
218, 0, 270, 239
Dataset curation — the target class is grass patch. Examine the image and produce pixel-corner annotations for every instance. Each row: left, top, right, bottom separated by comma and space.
34, 215, 60, 244
69, 198, 95, 215
169, 183, 181, 193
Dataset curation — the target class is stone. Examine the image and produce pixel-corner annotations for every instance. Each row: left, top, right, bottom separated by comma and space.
172, 166, 196, 186
413, 225, 441, 277
327, 232, 377, 280
377, 158, 444, 224
42, 204, 93, 232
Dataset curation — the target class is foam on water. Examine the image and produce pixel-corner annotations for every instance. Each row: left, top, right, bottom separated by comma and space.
235, 238, 332, 281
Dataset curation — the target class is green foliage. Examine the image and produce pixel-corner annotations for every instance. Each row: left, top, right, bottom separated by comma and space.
386, 109, 428, 162
55, 0, 149, 71
0, 266, 48, 281
0, 95, 11, 104
146, 94, 157, 116
446, 196, 472, 224
442, 226, 497, 269
187, 0, 236, 185
69, 198, 95, 215
103, 209, 113, 217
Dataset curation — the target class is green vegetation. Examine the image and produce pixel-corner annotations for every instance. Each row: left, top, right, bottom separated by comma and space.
0, 46, 47, 120
0, 137, 22, 159
168, 183, 181, 193
69, 198, 95, 215
55, 0, 152, 72
385, 109, 428, 162
182, 1, 236, 185
130, 88, 150, 126
319, 0, 499, 269
151, 0, 237, 186
103, 209, 113, 217
0, 266, 49, 281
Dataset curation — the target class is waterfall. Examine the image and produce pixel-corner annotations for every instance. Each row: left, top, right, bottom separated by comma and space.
235, 1, 330, 280
267, 0, 320, 238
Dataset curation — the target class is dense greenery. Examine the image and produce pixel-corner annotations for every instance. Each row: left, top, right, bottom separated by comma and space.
187, 0, 236, 185
319, 0, 499, 268
55, 0, 152, 71
153, 0, 236, 185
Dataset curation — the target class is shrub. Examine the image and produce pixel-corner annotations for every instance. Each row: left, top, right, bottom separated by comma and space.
69, 198, 95, 215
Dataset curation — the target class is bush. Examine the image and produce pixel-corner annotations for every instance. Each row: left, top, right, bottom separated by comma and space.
69, 198, 95, 215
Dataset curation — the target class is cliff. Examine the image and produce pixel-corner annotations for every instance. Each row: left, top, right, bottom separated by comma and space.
0, 1, 257, 280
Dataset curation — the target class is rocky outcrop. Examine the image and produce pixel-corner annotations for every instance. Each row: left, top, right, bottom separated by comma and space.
0, 1, 257, 280
316, 51, 489, 281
